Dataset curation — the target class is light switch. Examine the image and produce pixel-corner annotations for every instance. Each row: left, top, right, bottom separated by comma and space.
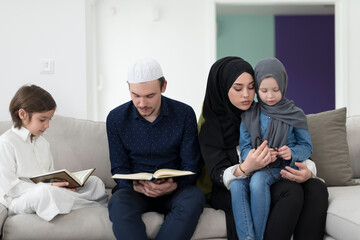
40, 59, 54, 74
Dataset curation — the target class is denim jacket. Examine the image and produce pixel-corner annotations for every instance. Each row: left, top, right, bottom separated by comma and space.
240, 111, 313, 168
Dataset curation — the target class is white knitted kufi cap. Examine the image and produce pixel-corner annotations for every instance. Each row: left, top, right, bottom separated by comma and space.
127, 58, 163, 83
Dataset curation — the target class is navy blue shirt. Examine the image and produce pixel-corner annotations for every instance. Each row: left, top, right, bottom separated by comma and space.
106, 96, 201, 189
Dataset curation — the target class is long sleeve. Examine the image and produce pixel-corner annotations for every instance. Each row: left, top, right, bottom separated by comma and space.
0, 140, 35, 207
239, 121, 253, 162
106, 97, 200, 190
178, 108, 201, 187
289, 128, 313, 167
304, 159, 317, 176
199, 142, 240, 187
106, 112, 133, 189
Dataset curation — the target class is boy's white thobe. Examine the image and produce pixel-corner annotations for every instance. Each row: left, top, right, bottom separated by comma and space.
0, 127, 107, 221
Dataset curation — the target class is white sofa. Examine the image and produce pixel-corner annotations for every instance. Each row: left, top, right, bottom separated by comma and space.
0, 115, 226, 240
323, 114, 360, 240
0, 113, 359, 240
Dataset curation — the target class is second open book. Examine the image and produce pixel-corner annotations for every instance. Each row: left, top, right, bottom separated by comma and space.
112, 169, 195, 182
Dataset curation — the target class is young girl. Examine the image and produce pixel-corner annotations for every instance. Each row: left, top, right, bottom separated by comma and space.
0, 85, 107, 221
230, 58, 313, 240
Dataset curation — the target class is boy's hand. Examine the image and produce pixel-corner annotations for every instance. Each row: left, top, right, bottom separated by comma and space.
277, 145, 292, 160
51, 181, 78, 192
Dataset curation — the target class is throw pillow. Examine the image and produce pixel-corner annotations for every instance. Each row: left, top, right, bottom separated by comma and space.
307, 107, 357, 186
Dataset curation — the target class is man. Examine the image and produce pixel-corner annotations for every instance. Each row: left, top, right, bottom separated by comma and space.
106, 58, 205, 240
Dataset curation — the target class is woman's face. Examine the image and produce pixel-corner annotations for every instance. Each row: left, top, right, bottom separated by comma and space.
228, 72, 255, 111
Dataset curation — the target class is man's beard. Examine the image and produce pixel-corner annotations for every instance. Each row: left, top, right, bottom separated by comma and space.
137, 107, 155, 117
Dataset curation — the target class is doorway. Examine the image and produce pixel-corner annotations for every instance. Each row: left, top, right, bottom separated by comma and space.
216, 3, 335, 114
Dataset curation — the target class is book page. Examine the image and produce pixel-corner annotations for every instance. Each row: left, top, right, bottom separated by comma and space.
72, 169, 94, 183
112, 172, 153, 180
31, 169, 66, 178
153, 169, 195, 179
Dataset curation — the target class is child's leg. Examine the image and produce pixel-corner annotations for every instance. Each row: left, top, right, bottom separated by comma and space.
9, 183, 103, 221
9, 183, 71, 221
250, 168, 281, 240
229, 178, 255, 240
77, 176, 108, 206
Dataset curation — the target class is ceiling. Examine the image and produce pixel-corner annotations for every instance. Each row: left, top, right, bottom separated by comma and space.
217, 4, 335, 15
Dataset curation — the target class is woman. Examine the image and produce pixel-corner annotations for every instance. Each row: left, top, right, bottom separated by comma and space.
198, 56, 328, 240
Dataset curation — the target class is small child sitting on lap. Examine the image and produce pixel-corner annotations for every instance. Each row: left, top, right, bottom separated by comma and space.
0, 85, 107, 221
230, 58, 313, 240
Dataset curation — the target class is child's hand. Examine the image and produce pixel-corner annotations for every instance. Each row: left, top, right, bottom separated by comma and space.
269, 148, 278, 162
51, 181, 78, 192
277, 145, 291, 160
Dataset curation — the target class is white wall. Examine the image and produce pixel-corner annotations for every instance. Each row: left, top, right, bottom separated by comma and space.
1, 0, 360, 123
0, 0, 88, 121
94, 0, 214, 121
94, 0, 360, 121
213, 0, 360, 117
346, 0, 360, 116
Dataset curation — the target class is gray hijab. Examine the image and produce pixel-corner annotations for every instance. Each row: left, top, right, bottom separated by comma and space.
241, 58, 308, 149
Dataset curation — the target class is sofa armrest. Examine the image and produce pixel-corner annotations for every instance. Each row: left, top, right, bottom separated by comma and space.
0, 203, 7, 237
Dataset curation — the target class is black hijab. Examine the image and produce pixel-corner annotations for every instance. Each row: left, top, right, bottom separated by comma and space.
199, 56, 254, 149
242, 58, 308, 149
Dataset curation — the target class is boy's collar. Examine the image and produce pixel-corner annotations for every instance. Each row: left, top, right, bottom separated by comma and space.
11, 126, 36, 142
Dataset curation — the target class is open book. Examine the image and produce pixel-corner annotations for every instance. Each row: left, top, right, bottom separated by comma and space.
112, 169, 195, 181
30, 168, 95, 188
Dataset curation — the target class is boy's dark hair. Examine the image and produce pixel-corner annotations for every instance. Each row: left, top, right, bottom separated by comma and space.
9, 85, 57, 129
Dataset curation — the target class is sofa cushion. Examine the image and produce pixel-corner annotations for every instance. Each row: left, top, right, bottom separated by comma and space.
191, 208, 226, 239
0, 121, 12, 136
141, 212, 164, 239
346, 115, 360, 178
3, 207, 115, 240
326, 185, 360, 240
2, 207, 165, 240
307, 108, 357, 186
0, 116, 116, 189
0, 204, 7, 237
2, 206, 225, 240
44, 115, 116, 189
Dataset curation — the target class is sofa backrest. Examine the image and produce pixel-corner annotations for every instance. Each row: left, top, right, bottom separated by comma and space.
346, 115, 360, 178
0, 115, 116, 189
1, 114, 360, 184
0, 121, 11, 134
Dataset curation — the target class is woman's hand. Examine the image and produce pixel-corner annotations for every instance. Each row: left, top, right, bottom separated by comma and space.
280, 162, 312, 183
238, 140, 274, 175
